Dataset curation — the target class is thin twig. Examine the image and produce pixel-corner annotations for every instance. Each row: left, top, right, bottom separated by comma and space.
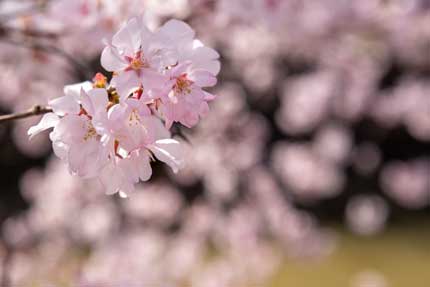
0, 105, 52, 123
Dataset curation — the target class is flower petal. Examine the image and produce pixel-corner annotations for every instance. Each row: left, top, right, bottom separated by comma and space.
28, 113, 59, 140
149, 139, 184, 173
189, 70, 217, 87
158, 19, 195, 43
49, 95, 80, 116
101, 45, 128, 72
111, 72, 141, 101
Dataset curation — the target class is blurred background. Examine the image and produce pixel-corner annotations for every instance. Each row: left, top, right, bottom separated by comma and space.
0, 0, 429, 286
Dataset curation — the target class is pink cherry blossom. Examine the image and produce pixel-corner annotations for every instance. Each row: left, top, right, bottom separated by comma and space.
101, 16, 175, 99
27, 16, 219, 196
98, 98, 184, 196
29, 82, 110, 179
101, 17, 220, 128
29, 80, 185, 196
160, 61, 217, 128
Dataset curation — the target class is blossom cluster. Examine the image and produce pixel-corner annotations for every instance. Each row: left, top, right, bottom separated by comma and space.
1, 0, 429, 285
28, 17, 220, 196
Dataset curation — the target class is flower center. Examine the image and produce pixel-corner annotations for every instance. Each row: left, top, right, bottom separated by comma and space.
126, 51, 149, 71
83, 123, 97, 141
130, 58, 144, 70
128, 109, 141, 126
93, 72, 107, 88
174, 74, 193, 95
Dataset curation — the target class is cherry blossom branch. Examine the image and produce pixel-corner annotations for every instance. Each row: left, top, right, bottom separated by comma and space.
0, 105, 52, 123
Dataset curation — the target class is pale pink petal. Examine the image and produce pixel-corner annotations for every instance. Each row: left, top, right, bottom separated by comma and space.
111, 72, 140, 100
140, 69, 169, 91
112, 17, 145, 53
191, 44, 221, 75
137, 151, 152, 181
149, 139, 184, 173
101, 45, 128, 72
203, 91, 216, 101
192, 40, 220, 58
142, 116, 171, 141
189, 70, 217, 87
52, 115, 87, 144
49, 95, 80, 116
28, 113, 59, 139
79, 88, 94, 114
63, 81, 93, 98
51, 140, 68, 160
182, 112, 199, 128
99, 161, 135, 196
87, 88, 109, 114
158, 19, 195, 43
68, 144, 97, 178
99, 163, 122, 195
171, 61, 192, 77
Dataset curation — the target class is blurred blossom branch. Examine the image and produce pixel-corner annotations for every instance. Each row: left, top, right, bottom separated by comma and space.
0, 0, 50, 23
0, 105, 52, 123
0, 25, 59, 39
0, 37, 94, 78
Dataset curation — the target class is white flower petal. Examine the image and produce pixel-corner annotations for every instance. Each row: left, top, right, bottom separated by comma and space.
101, 45, 128, 72
138, 152, 152, 181
64, 81, 93, 98
189, 70, 217, 87
159, 19, 195, 43
49, 95, 80, 116
111, 72, 140, 100
87, 88, 109, 114
112, 17, 145, 52
149, 139, 184, 173
28, 113, 59, 140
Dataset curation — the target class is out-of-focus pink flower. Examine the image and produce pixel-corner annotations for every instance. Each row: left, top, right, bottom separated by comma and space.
276, 72, 336, 135
380, 159, 430, 209
313, 123, 352, 165
346, 194, 389, 236
272, 142, 345, 201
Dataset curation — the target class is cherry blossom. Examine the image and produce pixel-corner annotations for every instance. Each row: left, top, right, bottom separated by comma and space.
29, 82, 110, 179
101, 17, 220, 128
100, 16, 175, 99
27, 16, 219, 196
28, 79, 186, 196
160, 61, 217, 128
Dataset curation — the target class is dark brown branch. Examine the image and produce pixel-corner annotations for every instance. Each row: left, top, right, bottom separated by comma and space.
0, 105, 52, 123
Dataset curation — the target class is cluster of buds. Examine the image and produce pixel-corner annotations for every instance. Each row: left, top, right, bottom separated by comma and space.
28, 17, 220, 197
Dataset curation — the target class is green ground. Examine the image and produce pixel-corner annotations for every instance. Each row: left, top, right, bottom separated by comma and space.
270, 223, 430, 287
